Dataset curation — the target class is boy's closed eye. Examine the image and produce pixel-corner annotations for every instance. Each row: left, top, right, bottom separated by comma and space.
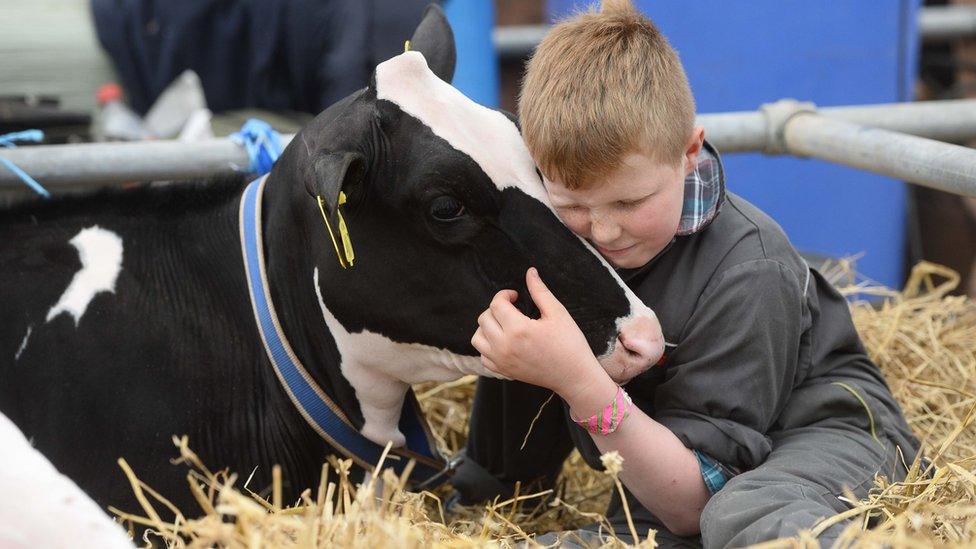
616, 195, 652, 209
554, 194, 652, 212
554, 204, 586, 214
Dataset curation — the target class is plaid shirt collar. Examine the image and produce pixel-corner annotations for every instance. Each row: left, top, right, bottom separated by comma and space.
676, 140, 725, 236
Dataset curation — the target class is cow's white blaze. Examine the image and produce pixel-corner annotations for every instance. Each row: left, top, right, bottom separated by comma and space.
376, 51, 659, 362
314, 267, 499, 446
46, 226, 123, 326
376, 51, 550, 206
14, 325, 32, 361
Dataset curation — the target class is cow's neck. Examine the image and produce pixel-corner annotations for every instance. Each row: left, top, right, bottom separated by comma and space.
174, 177, 355, 499
161, 181, 339, 492
258, 174, 428, 448
257, 176, 367, 433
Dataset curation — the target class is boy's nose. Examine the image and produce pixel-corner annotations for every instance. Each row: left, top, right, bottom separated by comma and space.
590, 214, 621, 244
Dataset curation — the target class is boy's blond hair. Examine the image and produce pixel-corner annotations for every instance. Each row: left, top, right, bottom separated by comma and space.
519, 0, 695, 189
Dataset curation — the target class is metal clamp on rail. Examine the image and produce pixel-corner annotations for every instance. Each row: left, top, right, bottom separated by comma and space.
760, 99, 818, 156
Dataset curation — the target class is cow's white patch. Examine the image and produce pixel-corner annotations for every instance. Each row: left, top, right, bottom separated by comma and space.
46, 226, 123, 326
376, 51, 551, 206
313, 267, 496, 446
14, 325, 33, 361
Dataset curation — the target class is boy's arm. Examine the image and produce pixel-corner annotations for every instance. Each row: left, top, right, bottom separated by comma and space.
562, 372, 712, 536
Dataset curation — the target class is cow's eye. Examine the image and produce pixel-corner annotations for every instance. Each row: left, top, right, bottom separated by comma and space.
429, 196, 465, 221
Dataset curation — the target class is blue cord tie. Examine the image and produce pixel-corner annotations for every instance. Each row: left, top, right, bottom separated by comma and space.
231, 119, 283, 176
0, 130, 49, 198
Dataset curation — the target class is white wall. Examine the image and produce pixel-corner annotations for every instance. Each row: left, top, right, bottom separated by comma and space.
0, 0, 117, 112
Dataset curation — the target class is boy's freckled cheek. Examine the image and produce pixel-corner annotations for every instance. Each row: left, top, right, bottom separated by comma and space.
568, 219, 591, 239
554, 209, 588, 236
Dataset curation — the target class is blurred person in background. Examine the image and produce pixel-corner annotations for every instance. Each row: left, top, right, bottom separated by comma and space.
91, 0, 435, 116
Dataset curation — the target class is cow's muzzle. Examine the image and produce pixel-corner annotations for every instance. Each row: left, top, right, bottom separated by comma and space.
599, 310, 665, 384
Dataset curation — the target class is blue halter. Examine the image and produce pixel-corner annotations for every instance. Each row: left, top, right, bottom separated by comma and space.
239, 175, 447, 486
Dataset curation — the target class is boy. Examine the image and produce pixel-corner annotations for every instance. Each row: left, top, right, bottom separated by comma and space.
452, 1, 921, 547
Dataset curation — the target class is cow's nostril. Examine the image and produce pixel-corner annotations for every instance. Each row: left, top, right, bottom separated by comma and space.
601, 316, 664, 384
616, 321, 662, 362
617, 335, 641, 357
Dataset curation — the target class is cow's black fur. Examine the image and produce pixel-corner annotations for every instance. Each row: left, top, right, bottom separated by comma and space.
0, 4, 633, 520
0, 176, 344, 512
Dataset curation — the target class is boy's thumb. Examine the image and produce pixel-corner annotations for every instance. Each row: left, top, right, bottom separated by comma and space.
526, 267, 564, 317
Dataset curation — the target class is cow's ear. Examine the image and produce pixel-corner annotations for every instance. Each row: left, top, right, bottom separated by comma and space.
306, 151, 365, 222
409, 4, 456, 84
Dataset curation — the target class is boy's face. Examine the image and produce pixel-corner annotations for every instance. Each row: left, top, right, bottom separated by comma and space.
544, 128, 705, 269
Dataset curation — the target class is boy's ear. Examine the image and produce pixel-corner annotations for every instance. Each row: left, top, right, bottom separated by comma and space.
684, 126, 705, 176
408, 4, 456, 84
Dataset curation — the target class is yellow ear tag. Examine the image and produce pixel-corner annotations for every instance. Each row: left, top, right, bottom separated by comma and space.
337, 191, 355, 267
316, 194, 354, 269
404, 40, 411, 52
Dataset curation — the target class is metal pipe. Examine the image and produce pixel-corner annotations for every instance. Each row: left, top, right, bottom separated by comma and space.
493, 25, 549, 59
783, 113, 976, 197
695, 111, 767, 153
698, 99, 976, 153
0, 135, 293, 188
3, 100, 976, 196
919, 5, 976, 42
493, 7, 976, 60
818, 100, 976, 143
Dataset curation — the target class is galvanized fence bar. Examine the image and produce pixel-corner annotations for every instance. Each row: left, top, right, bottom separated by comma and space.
493, 25, 549, 60
783, 114, 976, 198
494, 7, 976, 60
919, 5, 976, 42
698, 99, 976, 153
0, 135, 292, 189
3, 100, 976, 197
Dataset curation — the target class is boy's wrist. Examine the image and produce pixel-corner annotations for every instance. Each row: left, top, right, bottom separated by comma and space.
557, 361, 619, 419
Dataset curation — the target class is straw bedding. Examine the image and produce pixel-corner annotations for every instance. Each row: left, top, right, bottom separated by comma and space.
112, 261, 976, 548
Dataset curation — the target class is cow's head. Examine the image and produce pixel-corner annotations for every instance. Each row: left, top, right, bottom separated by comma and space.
267, 6, 665, 445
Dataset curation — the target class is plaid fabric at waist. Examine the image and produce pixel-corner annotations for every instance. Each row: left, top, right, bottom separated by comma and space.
693, 449, 735, 494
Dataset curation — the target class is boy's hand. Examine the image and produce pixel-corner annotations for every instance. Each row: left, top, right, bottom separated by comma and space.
471, 267, 608, 399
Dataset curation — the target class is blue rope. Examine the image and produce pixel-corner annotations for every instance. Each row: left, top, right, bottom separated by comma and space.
231, 119, 283, 176
0, 130, 49, 198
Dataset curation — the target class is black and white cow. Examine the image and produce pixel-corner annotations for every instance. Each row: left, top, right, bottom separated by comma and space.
0, 6, 663, 516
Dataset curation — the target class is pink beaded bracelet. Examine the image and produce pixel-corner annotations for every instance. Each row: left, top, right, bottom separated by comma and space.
571, 385, 633, 435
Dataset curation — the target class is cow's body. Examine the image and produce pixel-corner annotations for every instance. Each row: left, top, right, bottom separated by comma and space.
0, 5, 663, 519
0, 179, 340, 510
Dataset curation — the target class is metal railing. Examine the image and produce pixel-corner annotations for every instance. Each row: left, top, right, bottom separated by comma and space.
698, 99, 976, 152
919, 5, 976, 43
495, 6, 976, 60
3, 99, 976, 197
